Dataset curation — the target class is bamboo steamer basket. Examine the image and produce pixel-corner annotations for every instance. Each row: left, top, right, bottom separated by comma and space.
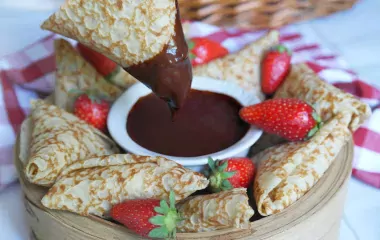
178, 0, 358, 28
15, 132, 354, 240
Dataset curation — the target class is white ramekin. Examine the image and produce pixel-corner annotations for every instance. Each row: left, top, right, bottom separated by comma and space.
108, 76, 263, 171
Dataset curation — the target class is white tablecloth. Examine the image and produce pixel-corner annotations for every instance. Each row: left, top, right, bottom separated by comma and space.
0, 0, 379, 240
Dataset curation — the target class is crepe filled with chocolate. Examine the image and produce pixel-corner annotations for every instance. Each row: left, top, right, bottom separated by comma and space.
23, 100, 119, 187
41, 154, 209, 217
253, 63, 371, 216
42, 0, 192, 110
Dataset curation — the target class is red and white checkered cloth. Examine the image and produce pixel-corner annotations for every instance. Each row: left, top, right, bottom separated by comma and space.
1, 22, 379, 190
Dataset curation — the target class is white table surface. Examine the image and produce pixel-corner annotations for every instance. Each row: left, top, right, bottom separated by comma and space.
1, 0, 379, 240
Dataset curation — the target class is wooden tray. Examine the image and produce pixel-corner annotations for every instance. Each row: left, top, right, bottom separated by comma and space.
15, 135, 353, 240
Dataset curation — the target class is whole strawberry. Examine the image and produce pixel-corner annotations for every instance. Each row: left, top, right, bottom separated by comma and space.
261, 45, 291, 95
188, 38, 228, 66
240, 98, 322, 141
110, 191, 180, 239
207, 157, 255, 193
73, 93, 110, 131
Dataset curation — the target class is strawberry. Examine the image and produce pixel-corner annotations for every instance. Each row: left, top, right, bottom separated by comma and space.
73, 92, 110, 131
239, 98, 322, 141
261, 45, 291, 95
207, 157, 255, 193
110, 191, 180, 239
77, 43, 120, 80
187, 38, 228, 66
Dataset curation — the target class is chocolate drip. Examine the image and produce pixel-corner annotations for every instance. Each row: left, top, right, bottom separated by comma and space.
124, 1, 192, 112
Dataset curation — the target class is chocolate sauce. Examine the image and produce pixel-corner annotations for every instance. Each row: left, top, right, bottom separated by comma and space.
124, 1, 192, 112
127, 90, 250, 157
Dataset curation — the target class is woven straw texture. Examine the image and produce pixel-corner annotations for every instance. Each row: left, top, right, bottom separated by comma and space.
178, 0, 358, 28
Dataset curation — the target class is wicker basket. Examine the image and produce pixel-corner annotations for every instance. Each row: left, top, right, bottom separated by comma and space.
178, 0, 358, 28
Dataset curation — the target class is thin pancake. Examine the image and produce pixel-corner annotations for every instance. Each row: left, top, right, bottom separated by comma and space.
41, 154, 209, 217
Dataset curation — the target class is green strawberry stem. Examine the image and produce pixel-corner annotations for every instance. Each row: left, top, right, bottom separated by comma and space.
207, 157, 235, 193
148, 191, 181, 239
273, 44, 292, 55
186, 39, 195, 51
68, 88, 111, 104
307, 111, 323, 139
105, 66, 120, 82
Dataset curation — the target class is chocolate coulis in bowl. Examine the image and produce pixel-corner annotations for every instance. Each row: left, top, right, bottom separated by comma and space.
124, 0, 192, 112
127, 90, 250, 157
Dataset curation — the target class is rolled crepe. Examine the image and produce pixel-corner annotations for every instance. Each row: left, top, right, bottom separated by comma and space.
41, 0, 177, 68
274, 63, 371, 131
176, 188, 254, 232
254, 113, 352, 216
41, 154, 209, 217
253, 64, 371, 216
54, 39, 121, 112
193, 31, 280, 101
24, 100, 119, 186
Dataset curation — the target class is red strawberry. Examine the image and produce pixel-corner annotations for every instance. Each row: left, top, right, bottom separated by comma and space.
188, 38, 228, 66
77, 43, 120, 79
110, 191, 180, 239
73, 93, 110, 131
261, 45, 292, 95
239, 98, 322, 141
207, 157, 255, 193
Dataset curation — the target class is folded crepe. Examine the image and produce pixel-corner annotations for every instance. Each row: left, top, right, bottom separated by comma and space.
274, 63, 371, 131
41, 154, 209, 217
54, 39, 122, 112
254, 114, 352, 216
192, 31, 280, 101
176, 188, 254, 232
42, 0, 192, 109
253, 64, 371, 216
24, 99, 119, 186
42, 0, 177, 68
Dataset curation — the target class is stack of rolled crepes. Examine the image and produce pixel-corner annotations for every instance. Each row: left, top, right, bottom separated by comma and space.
253, 63, 371, 216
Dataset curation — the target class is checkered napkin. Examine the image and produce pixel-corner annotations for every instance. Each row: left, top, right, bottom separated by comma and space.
0, 22, 379, 190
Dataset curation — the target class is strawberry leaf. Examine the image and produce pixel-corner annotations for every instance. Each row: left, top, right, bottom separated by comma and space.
187, 39, 195, 51
149, 215, 165, 226
159, 199, 170, 214
307, 125, 320, 139
154, 206, 166, 215
169, 190, 176, 210
217, 161, 228, 172
189, 52, 196, 60
312, 111, 322, 123
149, 191, 180, 239
220, 171, 235, 179
221, 179, 233, 190
149, 226, 169, 239
208, 158, 237, 193
207, 157, 216, 172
